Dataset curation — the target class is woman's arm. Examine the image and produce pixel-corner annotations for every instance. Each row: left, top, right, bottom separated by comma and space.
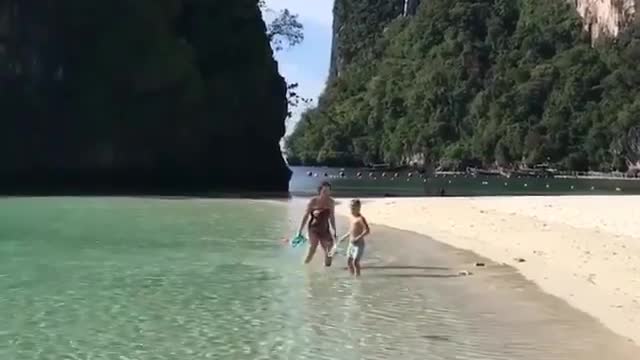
329, 199, 337, 239
297, 198, 313, 235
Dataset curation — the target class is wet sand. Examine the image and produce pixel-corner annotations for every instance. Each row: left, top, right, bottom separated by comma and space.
298, 222, 640, 359
334, 196, 640, 347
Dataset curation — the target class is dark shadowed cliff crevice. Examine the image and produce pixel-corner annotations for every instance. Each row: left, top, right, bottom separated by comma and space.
0, 0, 290, 195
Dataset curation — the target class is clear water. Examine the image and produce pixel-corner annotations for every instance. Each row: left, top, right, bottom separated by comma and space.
0, 197, 638, 359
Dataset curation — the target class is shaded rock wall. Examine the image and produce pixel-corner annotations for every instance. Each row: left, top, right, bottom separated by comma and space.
0, 0, 291, 194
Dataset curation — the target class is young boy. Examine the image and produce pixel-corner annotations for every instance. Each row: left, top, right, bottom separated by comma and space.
334, 199, 370, 276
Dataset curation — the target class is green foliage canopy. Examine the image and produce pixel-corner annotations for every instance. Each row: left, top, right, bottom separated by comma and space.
286, 0, 640, 172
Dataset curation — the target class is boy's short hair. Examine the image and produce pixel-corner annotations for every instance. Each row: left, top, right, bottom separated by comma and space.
350, 199, 361, 207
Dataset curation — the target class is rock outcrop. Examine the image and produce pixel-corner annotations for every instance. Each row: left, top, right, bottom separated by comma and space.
402, 0, 421, 16
574, 0, 638, 41
0, 0, 291, 195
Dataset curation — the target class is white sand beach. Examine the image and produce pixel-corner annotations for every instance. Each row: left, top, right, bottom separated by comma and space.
335, 195, 640, 345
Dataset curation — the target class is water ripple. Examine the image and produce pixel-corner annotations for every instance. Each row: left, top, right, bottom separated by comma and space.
0, 198, 638, 359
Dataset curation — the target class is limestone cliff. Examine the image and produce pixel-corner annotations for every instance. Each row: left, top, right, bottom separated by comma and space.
574, 0, 638, 41
0, 0, 291, 194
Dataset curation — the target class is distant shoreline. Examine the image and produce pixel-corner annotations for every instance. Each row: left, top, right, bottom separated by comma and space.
554, 174, 640, 181
292, 166, 640, 181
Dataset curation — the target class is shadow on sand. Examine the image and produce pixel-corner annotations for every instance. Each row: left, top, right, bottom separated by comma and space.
374, 273, 462, 279
361, 265, 451, 271
339, 265, 462, 278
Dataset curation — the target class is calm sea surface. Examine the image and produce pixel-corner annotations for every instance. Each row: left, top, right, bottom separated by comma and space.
1, 197, 638, 359
289, 166, 640, 196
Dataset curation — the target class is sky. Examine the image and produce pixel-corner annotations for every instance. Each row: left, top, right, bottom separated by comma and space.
262, 0, 333, 136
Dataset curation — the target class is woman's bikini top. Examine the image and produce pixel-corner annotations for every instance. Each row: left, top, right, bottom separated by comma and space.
309, 208, 331, 230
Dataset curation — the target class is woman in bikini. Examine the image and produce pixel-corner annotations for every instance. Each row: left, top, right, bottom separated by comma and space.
296, 181, 337, 267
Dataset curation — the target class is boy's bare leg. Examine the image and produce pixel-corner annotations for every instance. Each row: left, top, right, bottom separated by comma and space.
353, 259, 361, 277
347, 258, 355, 275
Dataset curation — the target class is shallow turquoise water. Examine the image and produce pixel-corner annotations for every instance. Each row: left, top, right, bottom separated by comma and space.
0, 197, 638, 360
0, 198, 295, 359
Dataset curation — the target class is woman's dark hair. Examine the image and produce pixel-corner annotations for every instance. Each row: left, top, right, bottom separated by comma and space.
317, 181, 332, 194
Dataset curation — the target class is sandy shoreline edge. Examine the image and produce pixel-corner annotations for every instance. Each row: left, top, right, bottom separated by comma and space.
334, 195, 640, 345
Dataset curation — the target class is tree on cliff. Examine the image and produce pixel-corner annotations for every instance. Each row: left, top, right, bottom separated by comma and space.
286, 0, 640, 173
259, 1, 311, 117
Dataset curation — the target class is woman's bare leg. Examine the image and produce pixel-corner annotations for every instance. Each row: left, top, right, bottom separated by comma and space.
319, 237, 333, 267
304, 236, 319, 264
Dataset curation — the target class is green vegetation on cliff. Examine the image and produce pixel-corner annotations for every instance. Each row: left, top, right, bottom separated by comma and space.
0, 0, 299, 193
287, 0, 640, 172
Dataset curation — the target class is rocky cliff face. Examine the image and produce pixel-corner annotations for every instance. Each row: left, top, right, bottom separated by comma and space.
329, 0, 405, 81
402, 0, 421, 16
0, 0, 291, 194
574, 0, 638, 41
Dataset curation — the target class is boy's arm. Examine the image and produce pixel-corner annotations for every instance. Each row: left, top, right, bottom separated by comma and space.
330, 224, 350, 256
334, 219, 353, 248
337, 231, 350, 244
353, 217, 370, 241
